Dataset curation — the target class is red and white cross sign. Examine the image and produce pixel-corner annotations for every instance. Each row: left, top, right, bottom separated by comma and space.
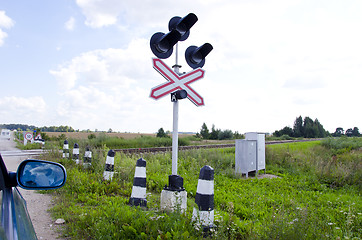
150, 58, 205, 106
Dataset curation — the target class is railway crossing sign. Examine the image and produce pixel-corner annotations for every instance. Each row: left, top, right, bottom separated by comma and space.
150, 58, 205, 106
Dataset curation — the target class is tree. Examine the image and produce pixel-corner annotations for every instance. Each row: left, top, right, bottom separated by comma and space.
233, 131, 243, 139
303, 117, 316, 138
293, 116, 303, 137
209, 124, 220, 140
273, 126, 293, 137
199, 123, 209, 139
333, 127, 344, 137
314, 118, 326, 138
156, 128, 167, 138
274, 115, 328, 138
218, 129, 233, 140
352, 127, 360, 136
345, 128, 353, 137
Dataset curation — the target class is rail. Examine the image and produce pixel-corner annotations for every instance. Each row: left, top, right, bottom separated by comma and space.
113, 139, 320, 154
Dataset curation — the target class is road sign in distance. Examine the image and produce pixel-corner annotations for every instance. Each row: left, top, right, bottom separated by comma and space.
24, 132, 33, 141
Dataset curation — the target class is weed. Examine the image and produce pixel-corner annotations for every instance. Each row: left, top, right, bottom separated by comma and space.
47, 139, 361, 239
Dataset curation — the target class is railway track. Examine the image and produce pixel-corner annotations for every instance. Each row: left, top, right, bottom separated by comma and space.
113, 139, 320, 154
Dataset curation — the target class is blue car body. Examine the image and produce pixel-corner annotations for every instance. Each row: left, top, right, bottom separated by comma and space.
0, 154, 66, 240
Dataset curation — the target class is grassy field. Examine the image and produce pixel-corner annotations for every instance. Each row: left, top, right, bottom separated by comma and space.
43, 132, 157, 139
41, 138, 361, 239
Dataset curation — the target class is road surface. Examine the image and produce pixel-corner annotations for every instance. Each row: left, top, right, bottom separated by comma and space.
0, 134, 63, 240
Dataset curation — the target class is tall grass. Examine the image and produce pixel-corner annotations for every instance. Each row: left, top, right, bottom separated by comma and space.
55, 134, 191, 151
47, 139, 361, 239
266, 139, 362, 190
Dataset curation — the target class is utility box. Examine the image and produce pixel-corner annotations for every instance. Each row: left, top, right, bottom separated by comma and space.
235, 139, 257, 178
245, 132, 266, 174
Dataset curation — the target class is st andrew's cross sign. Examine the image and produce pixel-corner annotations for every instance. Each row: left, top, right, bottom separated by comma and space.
150, 58, 205, 106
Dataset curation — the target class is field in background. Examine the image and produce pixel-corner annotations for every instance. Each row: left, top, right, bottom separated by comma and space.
43, 132, 196, 140
44, 132, 156, 139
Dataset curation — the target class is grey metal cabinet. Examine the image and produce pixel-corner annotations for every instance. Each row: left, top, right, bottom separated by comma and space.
245, 132, 266, 173
235, 139, 256, 177
235, 132, 266, 178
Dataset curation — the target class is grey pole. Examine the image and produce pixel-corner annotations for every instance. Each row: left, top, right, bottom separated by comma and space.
172, 43, 180, 176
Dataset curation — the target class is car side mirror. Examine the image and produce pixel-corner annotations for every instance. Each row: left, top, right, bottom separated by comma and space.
16, 159, 66, 190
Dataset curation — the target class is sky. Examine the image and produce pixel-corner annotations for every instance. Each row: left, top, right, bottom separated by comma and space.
0, 0, 361, 134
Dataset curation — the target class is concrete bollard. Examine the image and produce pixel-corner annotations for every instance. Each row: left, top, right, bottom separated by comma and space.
83, 146, 92, 167
103, 150, 115, 181
73, 143, 80, 164
192, 165, 214, 231
129, 158, 147, 207
62, 140, 69, 158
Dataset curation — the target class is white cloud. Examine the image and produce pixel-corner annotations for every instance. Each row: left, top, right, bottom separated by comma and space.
65, 17, 75, 31
75, 0, 123, 28
0, 96, 47, 124
283, 76, 326, 90
0, 10, 14, 46
49, 38, 161, 131
50, 38, 151, 90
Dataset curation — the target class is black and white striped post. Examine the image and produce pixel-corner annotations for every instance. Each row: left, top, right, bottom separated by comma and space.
73, 143, 80, 164
103, 149, 115, 181
83, 146, 92, 167
192, 165, 214, 231
129, 158, 147, 207
62, 140, 69, 158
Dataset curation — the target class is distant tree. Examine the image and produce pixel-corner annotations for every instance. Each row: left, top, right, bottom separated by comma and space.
314, 118, 326, 138
218, 129, 233, 140
333, 127, 344, 137
345, 128, 353, 137
282, 126, 294, 137
233, 131, 243, 139
274, 116, 328, 138
199, 123, 210, 139
156, 128, 167, 138
293, 116, 303, 137
303, 117, 316, 138
273, 130, 281, 137
107, 128, 113, 133
273, 126, 293, 137
352, 127, 360, 136
209, 124, 220, 140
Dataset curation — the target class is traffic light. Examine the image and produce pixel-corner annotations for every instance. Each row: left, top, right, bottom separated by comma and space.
168, 13, 198, 41
150, 13, 213, 67
185, 43, 213, 69
150, 30, 181, 59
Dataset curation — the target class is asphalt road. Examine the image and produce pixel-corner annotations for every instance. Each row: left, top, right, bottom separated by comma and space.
0, 134, 62, 240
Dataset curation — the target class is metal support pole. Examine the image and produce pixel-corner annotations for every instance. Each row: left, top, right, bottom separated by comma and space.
172, 100, 179, 175
172, 42, 180, 176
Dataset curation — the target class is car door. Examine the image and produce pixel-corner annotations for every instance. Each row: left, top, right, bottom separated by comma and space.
0, 155, 37, 240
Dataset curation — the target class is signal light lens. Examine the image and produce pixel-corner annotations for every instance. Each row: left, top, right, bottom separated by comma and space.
185, 43, 213, 69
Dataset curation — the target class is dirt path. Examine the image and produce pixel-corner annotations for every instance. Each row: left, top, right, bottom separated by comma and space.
0, 134, 63, 240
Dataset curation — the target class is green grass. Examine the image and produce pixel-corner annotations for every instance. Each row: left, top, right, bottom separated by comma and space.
54, 134, 192, 151
47, 139, 361, 239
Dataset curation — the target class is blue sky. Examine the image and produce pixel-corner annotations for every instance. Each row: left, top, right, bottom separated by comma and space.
0, 0, 361, 134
